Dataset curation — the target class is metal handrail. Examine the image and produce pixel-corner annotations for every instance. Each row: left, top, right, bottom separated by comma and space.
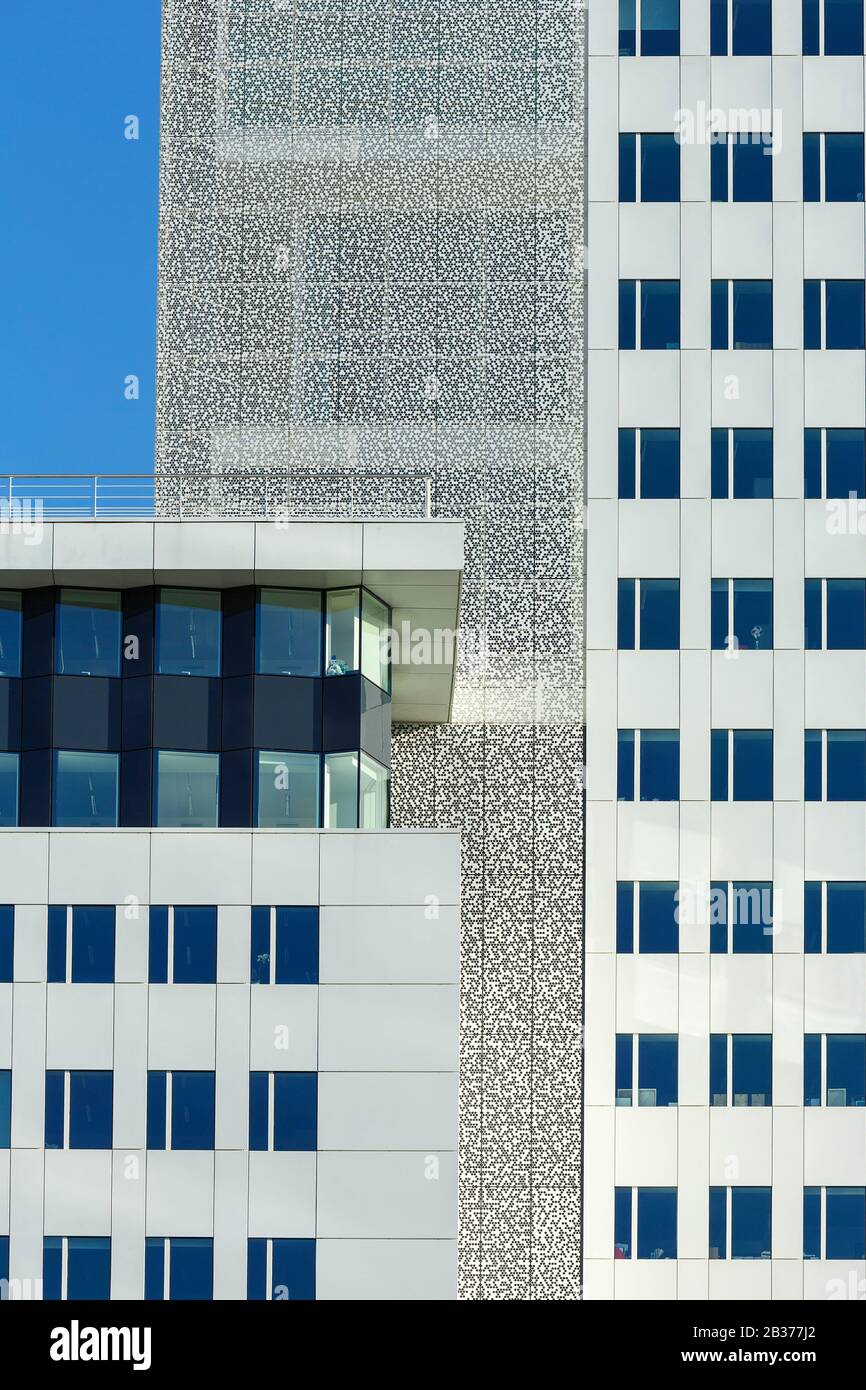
0, 472, 434, 521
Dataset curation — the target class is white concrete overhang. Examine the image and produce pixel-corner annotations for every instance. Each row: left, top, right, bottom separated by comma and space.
0, 518, 465, 724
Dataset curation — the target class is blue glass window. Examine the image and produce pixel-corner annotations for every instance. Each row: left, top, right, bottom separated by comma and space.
804, 578, 822, 650
618, 580, 635, 650
0, 905, 12, 983
641, 280, 680, 349
639, 729, 679, 801
255, 751, 320, 828
170, 1239, 213, 1301
172, 906, 217, 984
614, 1187, 632, 1258
828, 729, 866, 799
827, 280, 866, 348
710, 133, 728, 201
619, 132, 636, 201
637, 1187, 677, 1259
828, 882, 866, 952
710, 881, 728, 954
805, 881, 822, 954
732, 1035, 772, 1105
257, 589, 322, 677
713, 0, 772, 52
733, 730, 773, 801
617, 729, 635, 801
619, 580, 679, 650
641, 134, 680, 201
154, 750, 219, 828
639, 882, 679, 952
805, 728, 823, 801
804, 1033, 822, 1105
615, 1034, 633, 1104
804, 428, 822, 497
731, 883, 773, 954
47, 906, 66, 983
733, 135, 773, 200
274, 1073, 317, 1151
616, 881, 635, 953
619, 279, 636, 349
712, 429, 773, 498
734, 579, 773, 650
641, 0, 679, 55
711, 729, 729, 801
55, 589, 121, 677
803, 1187, 821, 1259
804, 278, 822, 348
803, 0, 820, 53
732, 1187, 772, 1259
0, 753, 18, 828
275, 907, 319, 984
247, 1239, 316, 1301
249, 1072, 269, 1152
53, 750, 118, 828
827, 1034, 866, 1105
709, 1187, 727, 1258
803, 133, 821, 201
618, 429, 637, 497
0, 1070, 11, 1148
44, 1238, 111, 1300
736, 281, 773, 348
824, 0, 864, 55
640, 429, 680, 497
148, 905, 169, 984
146, 1072, 167, 1150
619, 0, 636, 53
156, 589, 221, 676
638, 1034, 677, 1106
144, 1238, 164, 1300
827, 133, 865, 201
710, 1035, 727, 1105
71, 906, 115, 984
828, 580, 866, 648
67, 1072, 113, 1149
250, 906, 270, 984
827, 1187, 866, 1258
0, 592, 22, 676
171, 1072, 215, 1150
0, 1234, 7, 1289
828, 429, 866, 496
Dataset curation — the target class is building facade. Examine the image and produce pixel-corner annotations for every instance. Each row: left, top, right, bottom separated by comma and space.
586, 0, 866, 1300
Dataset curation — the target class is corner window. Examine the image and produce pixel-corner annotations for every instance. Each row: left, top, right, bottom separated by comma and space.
325, 589, 359, 675
255, 750, 320, 828
55, 589, 121, 677
0, 591, 22, 676
156, 588, 221, 676
52, 750, 118, 828
256, 589, 322, 677
154, 750, 219, 827
360, 752, 390, 827
360, 590, 390, 692
0, 753, 19, 827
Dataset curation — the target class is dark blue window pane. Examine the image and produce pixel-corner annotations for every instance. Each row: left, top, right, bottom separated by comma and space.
711, 430, 729, 498
145, 1239, 165, 1301
711, 729, 729, 801
640, 729, 679, 801
0, 1234, 7, 1289
826, 280, 865, 349
803, 1188, 821, 1259
0, 593, 22, 677
637, 1188, 677, 1259
67, 1238, 110, 1300
827, 580, 866, 648
710, 0, 727, 52
616, 1034, 633, 1104
272, 1240, 316, 1301
173, 906, 217, 984
275, 907, 320, 985
826, 1187, 866, 1259
732, 730, 772, 801
825, 0, 864, 55
171, 1072, 215, 1150
247, 1239, 267, 1300
47, 906, 67, 983
44, 1071, 64, 1149
731, 882, 773, 954
733, 281, 772, 348
710, 135, 728, 201
710, 882, 728, 954
733, 579, 773, 650
69, 1072, 113, 1149
619, 280, 636, 349
619, 132, 636, 201
710, 1034, 728, 1104
43, 1238, 62, 1300
640, 429, 680, 497
639, 882, 679, 953
0, 1070, 9, 1148
731, 1187, 771, 1259
641, 281, 680, 349
804, 579, 823, 650
251, 905, 270, 984
0, 753, 17, 828
828, 729, 866, 799
641, 134, 680, 201
169, 1238, 213, 1301
616, 882, 635, 953
711, 280, 729, 348
803, 133, 821, 202
804, 279, 822, 348
827, 882, 866, 952
711, 579, 729, 652
274, 1072, 318, 1151
826, 429, 866, 497
805, 881, 822, 954
732, 0, 771, 54
709, 1187, 727, 1258
71, 906, 115, 984
146, 1072, 167, 1150
639, 1034, 677, 1106
619, 0, 636, 55
0, 906, 12, 983
257, 589, 322, 677
805, 728, 823, 801
618, 429, 636, 498
733, 429, 773, 498
732, 135, 772, 199
640, 580, 679, 650
804, 1034, 822, 1105
148, 905, 168, 985
826, 133, 865, 201
53, 750, 119, 828
732, 1035, 772, 1105
827, 1034, 866, 1105
55, 589, 121, 677
249, 1072, 269, 1152
617, 729, 635, 801
804, 428, 822, 497
614, 1186, 632, 1258
157, 589, 220, 676
618, 580, 635, 651
641, 0, 679, 55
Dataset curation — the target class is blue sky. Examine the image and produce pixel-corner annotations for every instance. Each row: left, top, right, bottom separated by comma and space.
0, 1, 162, 475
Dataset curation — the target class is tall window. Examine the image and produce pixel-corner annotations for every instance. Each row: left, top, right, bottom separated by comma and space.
255, 751, 320, 828
156, 589, 221, 676
0, 591, 22, 676
256, 589, 322, 676
154, 750, 219, 827
55, 589, 121, 677
53, 750, 119, 828
0, 755, 18, 828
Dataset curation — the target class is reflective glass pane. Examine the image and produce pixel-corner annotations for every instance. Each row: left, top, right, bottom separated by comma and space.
826, 579, 866, 649
53, 750, 118, 828
156, 589, 221, 676
638, 1034, 677, 1106
826, 280, 865, 349
171, 1072, 215, 1150
827, 882, 866, 952
325, 589, 359, 674
731, 1187, 771, 1259
169, 1238, 213, 1301
826, 429, 866, 497
731, 881, 773, 954
0, 592, 22, 676
256, 589, 321, 677
827, 729, 866, 800
172, 906, 217, 984
826, 1187, 866, 1259
825, 0, 864, 55
67, 1238, 111, 1300
732, 730, 773, 801
732, 280, 772, 348
639, 579, 679, 650
359, 753, 389, 828
709, 1187, 727, 1258
732, 134, 772, 198
827, 1034, 866, 1106
732, 1034, 772, 1106
641, 0, 679, 55
256, 751, 320, 828
825, 132, 865, 201
733, 429, 773, 498
324, 751, 358, 827
733, 579, 773, 650
639, 729, 679, 801
271, 1240, 316, 1301
154, 751, 219, 827
640, 281, 680, 349
731, 0, 771, 54
639, 428, 680, 497
0, 753, 19, 827
638, 882, 679, 952
69, 1071, 113, 1149
637, 1187, 677, 1258
274, 1073, 317, 1151
71, 906, 115, 983
55, 589, 121, 677
361, 590, 390, 691
641, 134, 679, 201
